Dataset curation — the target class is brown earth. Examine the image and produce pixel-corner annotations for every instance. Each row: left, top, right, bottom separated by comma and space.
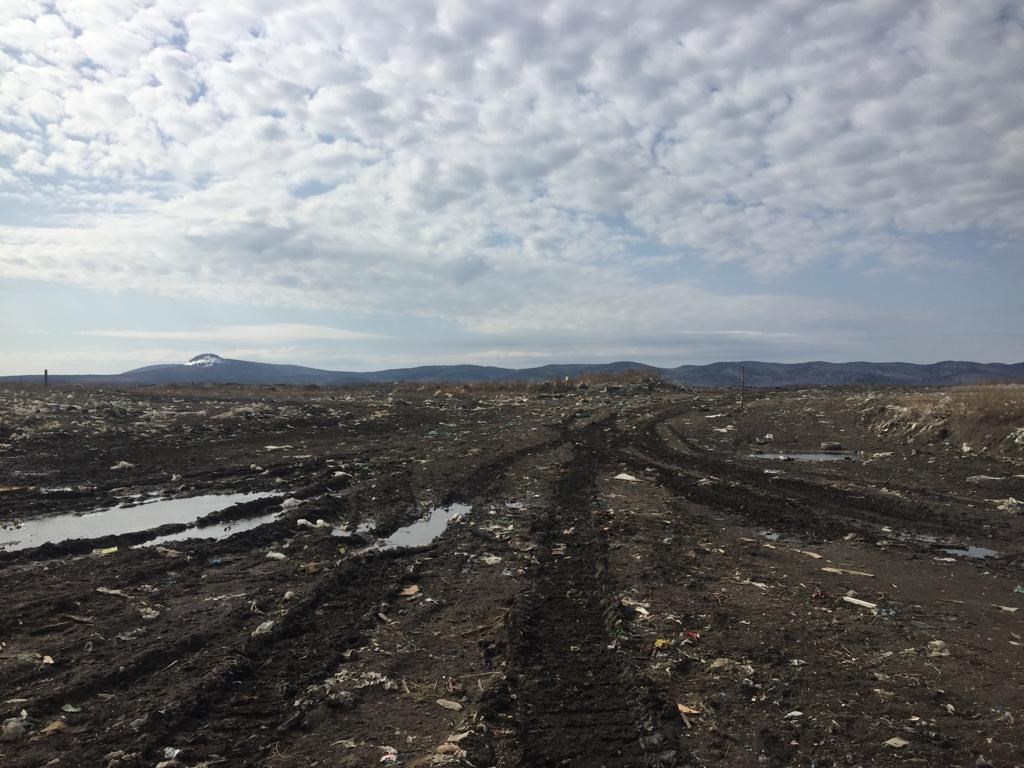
0, 382, 1022, 768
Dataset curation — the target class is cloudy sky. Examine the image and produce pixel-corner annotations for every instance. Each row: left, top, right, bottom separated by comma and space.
1, 0, 1022, 375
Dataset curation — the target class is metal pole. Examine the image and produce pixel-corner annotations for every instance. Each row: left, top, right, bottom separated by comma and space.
44, 369, 48, 388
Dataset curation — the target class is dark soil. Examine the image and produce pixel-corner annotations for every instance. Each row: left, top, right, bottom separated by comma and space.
1, 383, 1022, 767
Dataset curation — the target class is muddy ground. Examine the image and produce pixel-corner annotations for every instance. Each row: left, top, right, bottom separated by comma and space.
1, 382, 1022, 767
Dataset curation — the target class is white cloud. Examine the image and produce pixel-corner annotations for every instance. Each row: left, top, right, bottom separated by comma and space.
77, 323, 389, 342
0, 0, 1021, 357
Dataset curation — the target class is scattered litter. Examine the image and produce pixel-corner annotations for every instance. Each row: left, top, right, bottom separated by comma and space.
435, 698, 463, 711
676, 702, 699, 728
399, 584, 420, 597
797, 550, 823, 559
281, 497, 302, 510
822, 566, 875, 577
1, 718, 26, 743
40, 719, 69, 735
995, 497, 1021, 514
614, 473, 640, 482
379, 746, 398, 763
738, 578, 769, 590
110, 461, 135, 470
884, 737, 910, 748
993, 605, 1018, 613
927, 640, 949, 657
481, 554, 503, 566
96, 587, 129, 598
155, 547, 181, 559
708, 657, 754, 677
840, 596, 878, 610
91, 546, 118, 556
784, 710, 803, 719
251, 620, 275, 638
139, 607, 160, 621
967, 475, 1003, 483
266, 551, 287, 560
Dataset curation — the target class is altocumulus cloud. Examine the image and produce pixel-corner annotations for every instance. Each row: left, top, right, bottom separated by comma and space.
0, 1, 1022, 357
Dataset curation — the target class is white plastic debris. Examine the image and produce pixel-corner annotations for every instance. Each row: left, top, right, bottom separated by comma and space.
614, 473, 640, 482
251, 620, 275, 638
110, 461, 135, 470
266, 551, 287, 561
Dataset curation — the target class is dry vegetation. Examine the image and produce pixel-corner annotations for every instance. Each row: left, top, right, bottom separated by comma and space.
868, 384, 1024, 453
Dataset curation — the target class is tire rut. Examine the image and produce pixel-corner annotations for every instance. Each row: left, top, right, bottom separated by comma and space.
495, 418, 683, 768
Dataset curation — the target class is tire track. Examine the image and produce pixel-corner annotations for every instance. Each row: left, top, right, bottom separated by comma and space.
493, 418, 683, 768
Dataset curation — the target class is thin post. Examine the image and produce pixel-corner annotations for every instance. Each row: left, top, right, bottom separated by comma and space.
739, 366, 745, 410
44, 369, 48, 388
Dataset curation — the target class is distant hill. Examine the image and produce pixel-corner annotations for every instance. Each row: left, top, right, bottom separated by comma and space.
665, 360, 1024, 387
3, 354, 1023, 387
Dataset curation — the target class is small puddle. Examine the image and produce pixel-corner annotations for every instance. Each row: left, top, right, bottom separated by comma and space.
376, 504, 470, 551
940, 545, 1001, 560
141, 511, 282, 548
750, 452, 857, 462
0, 492, 275, 551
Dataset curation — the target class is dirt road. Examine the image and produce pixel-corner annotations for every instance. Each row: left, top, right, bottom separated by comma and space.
1, 383, 1022, 767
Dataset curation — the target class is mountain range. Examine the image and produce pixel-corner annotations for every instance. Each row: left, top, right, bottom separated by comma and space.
3, 354, 1024, 388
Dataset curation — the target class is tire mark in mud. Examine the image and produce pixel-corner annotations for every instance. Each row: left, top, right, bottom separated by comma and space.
132, 437, 572, 765
630, 410, 969, 542
131, 552, 410, 766
494, 418, 682, 768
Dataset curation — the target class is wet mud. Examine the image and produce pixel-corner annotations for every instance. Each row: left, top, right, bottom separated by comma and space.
1, 383, 1022, 767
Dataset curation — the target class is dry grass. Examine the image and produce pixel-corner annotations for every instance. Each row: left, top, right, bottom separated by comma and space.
889, 384, 1024, 451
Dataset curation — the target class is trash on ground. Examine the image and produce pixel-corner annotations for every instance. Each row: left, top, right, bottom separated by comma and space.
96, 587, 129, 598
927, 640, 949, 657
251, 620, 275, 638
840, 596, 878, 610
822, 566, 875, 577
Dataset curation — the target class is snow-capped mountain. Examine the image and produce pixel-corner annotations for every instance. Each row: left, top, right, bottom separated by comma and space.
184, 353, 225, 368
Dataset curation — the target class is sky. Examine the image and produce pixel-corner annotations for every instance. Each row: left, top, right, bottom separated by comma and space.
1, 0, 1022, 375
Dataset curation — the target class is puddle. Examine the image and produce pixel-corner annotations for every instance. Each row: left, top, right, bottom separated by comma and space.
940, 546, 1001, 560
0, 492, 275, 551
141, 511, 282, 548
376, 504, 470, 551
750, 452, 857, 462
